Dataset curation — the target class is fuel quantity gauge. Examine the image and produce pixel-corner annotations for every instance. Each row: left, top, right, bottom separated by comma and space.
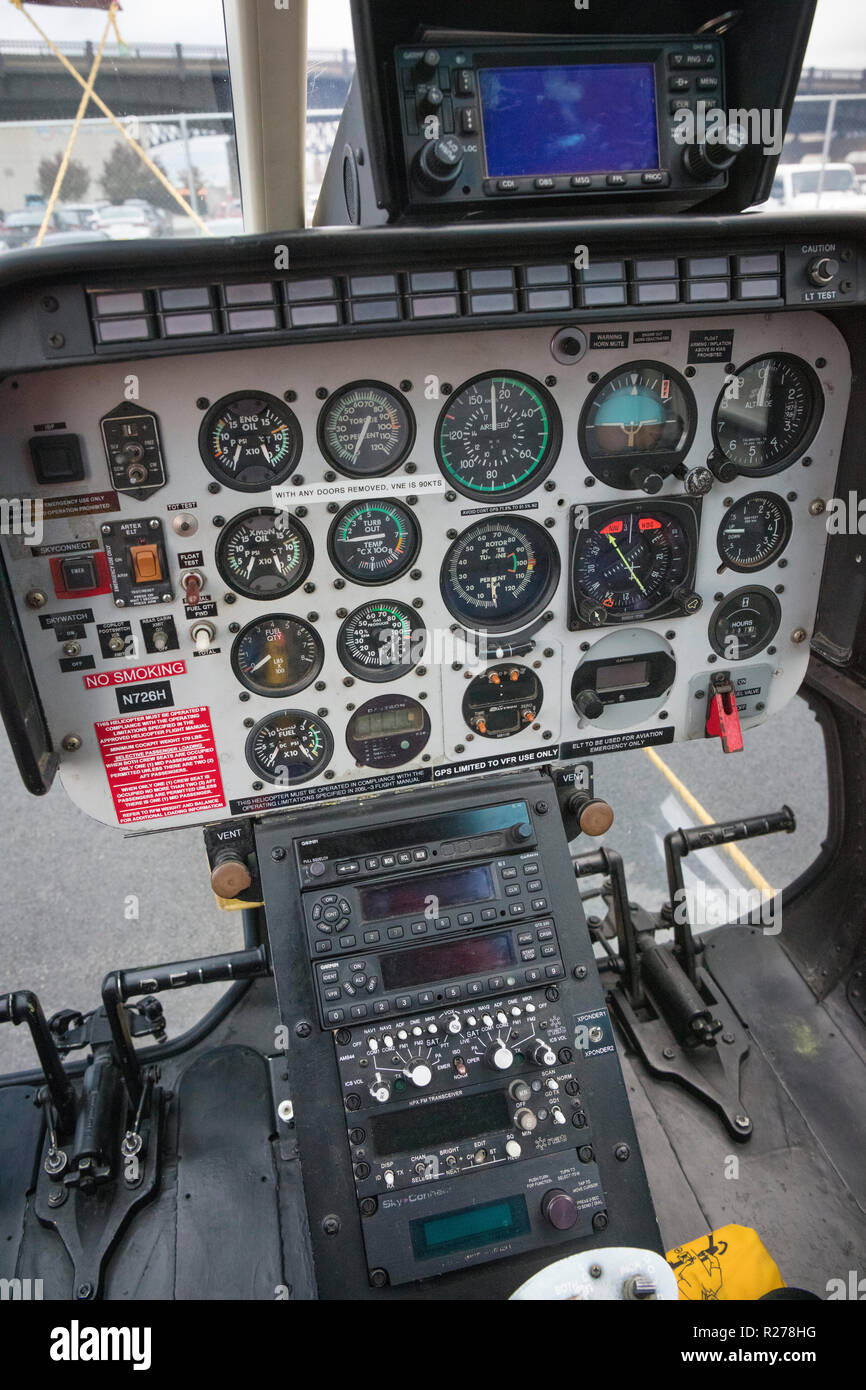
231, 615, 324, 697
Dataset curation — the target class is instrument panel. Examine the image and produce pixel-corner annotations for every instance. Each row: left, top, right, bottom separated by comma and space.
0, 310, 849, 830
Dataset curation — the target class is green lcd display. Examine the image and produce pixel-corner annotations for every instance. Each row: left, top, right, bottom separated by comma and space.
410, 1195, 530, 1261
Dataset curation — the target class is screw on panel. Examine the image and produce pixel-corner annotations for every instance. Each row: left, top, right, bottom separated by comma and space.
62, 735, 82, 752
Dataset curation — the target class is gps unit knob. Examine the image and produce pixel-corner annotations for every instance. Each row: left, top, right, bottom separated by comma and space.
414, 136, 464, 194
683, 127, 746, 182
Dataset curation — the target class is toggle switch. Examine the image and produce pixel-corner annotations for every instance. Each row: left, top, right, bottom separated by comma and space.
181, 570, 205, 606
130, 544, 162, 584
706, 676, 743, 753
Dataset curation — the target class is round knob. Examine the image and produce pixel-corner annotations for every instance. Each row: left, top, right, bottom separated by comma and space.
681, 465, 714, 496
527, 1040, 557, 1068
574, 688, 604, 721
414, 136, 463, 194
509, 1079, 531, 1102
403, 1063, 432, 1088
577, 598, 608, 627
808, 255, 840, 287
210, 853, 252, 899
446, 1014, 462, 1034
541, 1187, 578, 1230
505, 1139, 522, 1159
669, 584, 703, 615
486, 1042, 514, 1072
708, 452, 738, 484
415, 47, 440, 77
623, 1275, 657, 1300
629, 465, 664, 495
369, 1078, 391, 1104
570, 793, 614, 838
511, 822, 533, 844
514, 1107, 537, 1132
419, 84, 444, 114
683, 126, 746, 181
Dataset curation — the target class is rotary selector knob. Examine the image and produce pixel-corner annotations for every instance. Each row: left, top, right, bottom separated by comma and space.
414, 136, 463, 194
683, 126, 746, 181
446, 1014, 463, 1034
541, 1187, 578, 1230
573, 689, 604, 721
629, 464, 664, 495
681, 465, 714, 496
527, 1040, 557, 1068
486, 1042, 515, 1072
514, 1107, 538, 1132
404, 1062, 433, 1088
369, 1078, 391, 1104
510, 1079, 531, 1103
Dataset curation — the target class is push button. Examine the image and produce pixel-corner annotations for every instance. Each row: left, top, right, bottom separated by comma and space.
60, 556, 98, 592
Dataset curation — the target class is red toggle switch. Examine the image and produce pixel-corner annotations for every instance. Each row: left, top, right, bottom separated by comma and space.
706, 687, 744, 754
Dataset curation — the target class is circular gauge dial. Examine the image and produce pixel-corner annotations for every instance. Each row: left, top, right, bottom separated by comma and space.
440, 516, 560, 633
337, 600, 425, 682
462, 663, 543, 739
579, 362, 696, 488
573, 507, 691, 620
328, 500, 420, 584
709, 587, 781, 660
216, 508, 312, 599
717, 493, 792, 573
245, 710, 333, 784
200, 392, 301, 491
712, 354, 823, 475
231, 615, 324, 697
436, 372, 561, 500
318, 381, 414, 476
346, 694, 430, 768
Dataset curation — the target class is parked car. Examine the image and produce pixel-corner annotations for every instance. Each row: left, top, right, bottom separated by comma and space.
95, 204, 158, 240
761, 162, 866, 211
0, 208, 53, 249
25, 229, 111, 249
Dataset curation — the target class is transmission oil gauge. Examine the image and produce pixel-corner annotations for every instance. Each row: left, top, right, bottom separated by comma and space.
337, 600, 426, 681
435, 372, 561, 500
231, 615, 324, 697
346, 694, 431, 768
245, 711, 333, 784
328, 500, 420, 584
712, 354, 823, 475
717, 493, 792, 573
200, 391, 302, 491
440, 515, 560, 633
216, 508, 312, 599
318, 381, 415, 476
579, 361, 696, 490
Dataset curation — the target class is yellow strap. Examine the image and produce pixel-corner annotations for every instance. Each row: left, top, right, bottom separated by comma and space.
9, 0, 212, 236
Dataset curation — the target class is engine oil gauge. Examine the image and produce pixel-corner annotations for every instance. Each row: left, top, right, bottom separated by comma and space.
200, 392, 302, 491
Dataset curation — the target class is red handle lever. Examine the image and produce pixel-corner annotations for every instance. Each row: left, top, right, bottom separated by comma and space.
706, 688, 744, 754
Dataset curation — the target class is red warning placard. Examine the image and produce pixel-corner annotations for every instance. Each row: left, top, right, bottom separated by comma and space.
95, 705, 225, 825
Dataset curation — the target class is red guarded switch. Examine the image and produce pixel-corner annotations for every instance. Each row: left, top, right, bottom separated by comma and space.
706, 684, 744, 754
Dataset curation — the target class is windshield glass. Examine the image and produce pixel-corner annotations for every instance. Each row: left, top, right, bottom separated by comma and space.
792, 166, 857, 192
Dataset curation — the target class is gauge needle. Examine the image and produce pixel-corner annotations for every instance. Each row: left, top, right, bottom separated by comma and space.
491, 383, 498, 431
250, 655, 272, 673
352, 416, 372, 462
260, 441, 272, 463
757, 369, 770, 409
245, 558, 256, 578
347, 532, 385, 542
485, 576, 499, 601
606, 533, 647, 593
233, 444, 242, 466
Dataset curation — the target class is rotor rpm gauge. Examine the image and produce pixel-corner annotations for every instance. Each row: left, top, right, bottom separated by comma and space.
328, 500, 420, 584
244, 711, 333, 784
712, 354, 823, 475
337, 599, 426, 682
231, 615, 324, 697
440, 516, 560, 633
346, 694, 431, 768
216, 509, 312, 599
318, 381, 415, 476
717, 493, 792, 573
435, 372, 561, 500
579, 361, 696, 489
199, 391, 302, 491
708, 587, 781, 661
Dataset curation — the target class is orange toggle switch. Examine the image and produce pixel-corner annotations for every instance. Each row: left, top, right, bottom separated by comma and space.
706, 686, 744, 753
130, 544, 162, 584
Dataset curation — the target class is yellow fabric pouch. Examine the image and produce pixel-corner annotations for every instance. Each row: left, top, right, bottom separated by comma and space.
666, 1224, 785, 1300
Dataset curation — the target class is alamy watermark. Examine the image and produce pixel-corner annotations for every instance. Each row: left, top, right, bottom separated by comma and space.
0, 497, 43, 545
673, 103, 784, 158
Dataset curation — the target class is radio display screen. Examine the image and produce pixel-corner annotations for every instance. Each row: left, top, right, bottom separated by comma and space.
380, 931, 515, 991
410, 1195, 530, 1261
359, 865, 495, 923
370, 1089, 511, 1157
479, 63, 659, 176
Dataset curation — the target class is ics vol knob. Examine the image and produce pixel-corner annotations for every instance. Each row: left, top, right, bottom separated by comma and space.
541, 1187, 578, 1231
413, 136, 463, 194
